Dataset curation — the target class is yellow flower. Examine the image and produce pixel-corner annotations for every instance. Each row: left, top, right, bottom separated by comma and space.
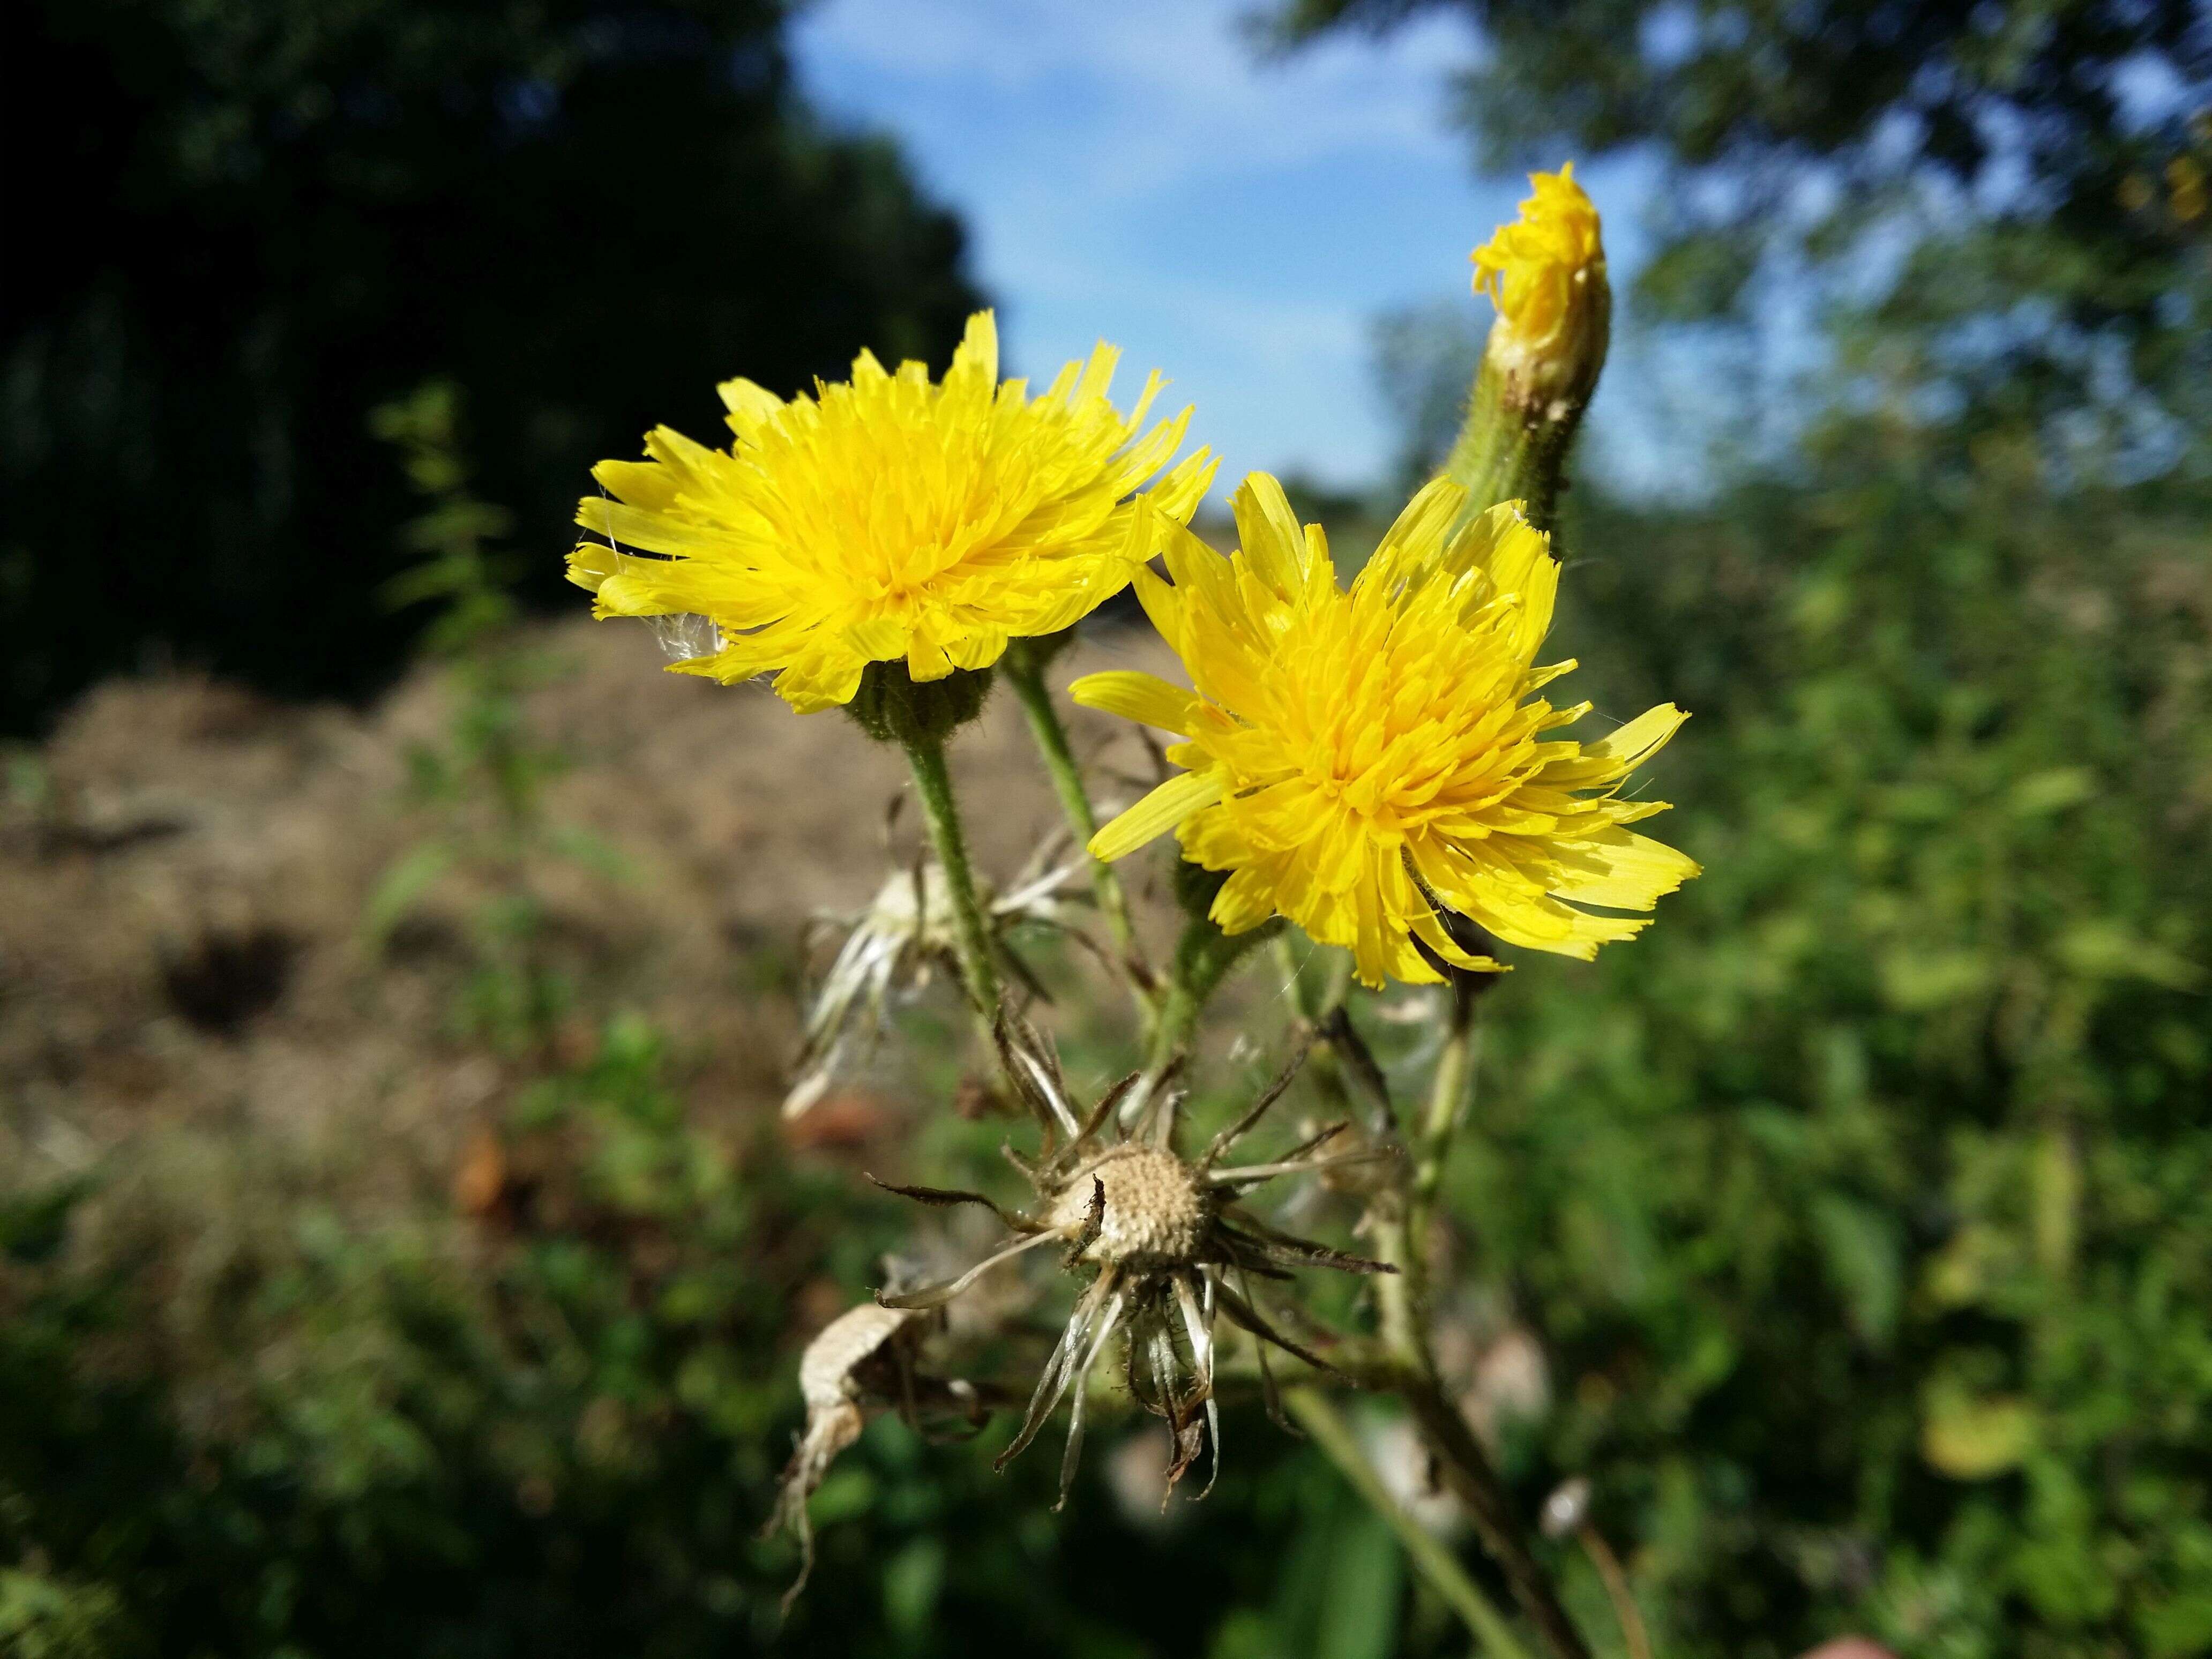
1075, 474, 1697, 989
568, 311, 1214, 713
1470, 163, 1609, 407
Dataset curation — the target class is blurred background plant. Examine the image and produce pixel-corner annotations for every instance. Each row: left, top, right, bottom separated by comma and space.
3, 1, 2209, 1657
364, 380, 618, 1057
0, 0, 979, 737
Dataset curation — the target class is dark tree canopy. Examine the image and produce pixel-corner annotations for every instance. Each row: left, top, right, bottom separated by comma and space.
1269, 0, 2212, 437
3, 0, 984, 734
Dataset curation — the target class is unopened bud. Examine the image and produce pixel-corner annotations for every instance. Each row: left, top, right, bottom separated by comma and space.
1470, 163, 1610, 419
843, 660, 993, 747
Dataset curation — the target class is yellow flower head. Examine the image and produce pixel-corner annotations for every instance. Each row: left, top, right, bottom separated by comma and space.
1075, 474, 1697, 989
1470, 163, 1609, 402
568, 311, 1215, 713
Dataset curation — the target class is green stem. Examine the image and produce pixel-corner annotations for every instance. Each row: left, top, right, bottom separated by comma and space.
1371, 1196, 1424, 1379
900, 736, 1002, 1017
1286, 1388, 1534, 1659
1578, 1526, 1653, 1659
1409, 988, 1480, 1246
1002, 655, 1153, 1014
1399, 1376, 1594, 1659
1439, 355, 1588, 538
1348, 987, 1588, 1659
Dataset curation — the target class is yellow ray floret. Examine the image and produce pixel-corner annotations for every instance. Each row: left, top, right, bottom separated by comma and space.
567, 311, 1215, 713
1075, 473, 1698, 989
1471, 161, 1605, 359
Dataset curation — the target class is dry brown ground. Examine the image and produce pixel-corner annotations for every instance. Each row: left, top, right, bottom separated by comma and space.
0, 616, 1186, 1214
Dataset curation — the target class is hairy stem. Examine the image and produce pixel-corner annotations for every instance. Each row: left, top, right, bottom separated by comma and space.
1441, 356, 1581, 536
1287, 1388, 1534, 1659
1440, 278, 1605, 539
1002, 653, 1153, 1015
900, 735, 1002, 1015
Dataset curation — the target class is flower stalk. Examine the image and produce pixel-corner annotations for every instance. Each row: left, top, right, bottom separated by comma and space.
899, 736, 1002, 1017
1442, 352, 1590, 536
1146, 906, 1279, 1075
1001, 644, 1153, 1015
1409, 982, 1482, 1246
1324, 980, 1592, 1659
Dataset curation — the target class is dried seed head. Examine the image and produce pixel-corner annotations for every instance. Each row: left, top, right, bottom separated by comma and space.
767, 1293, 987, 1614
869, 1022, 1396, 1524
1050, 1145, 1211, 1267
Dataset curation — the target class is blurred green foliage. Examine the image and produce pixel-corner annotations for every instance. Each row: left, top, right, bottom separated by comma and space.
364, 380, 614, 1053
1466, 417, 2212, 1657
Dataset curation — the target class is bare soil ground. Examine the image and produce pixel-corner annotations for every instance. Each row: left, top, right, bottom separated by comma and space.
1, 617, 1182, 1206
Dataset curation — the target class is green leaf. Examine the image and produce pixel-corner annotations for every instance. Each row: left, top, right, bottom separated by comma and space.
880, 1537, 945, 1640
362, 843, 456, 945
2007, 766, 2096, 817
2054, 921, 2204, 989
1879, 948, 1994, 1011
1812, 1192, 1903, 1346
1314, 1500, 1401, 1659
2140, 1591, 2212, 1658
1922, 1378, 2037, 1479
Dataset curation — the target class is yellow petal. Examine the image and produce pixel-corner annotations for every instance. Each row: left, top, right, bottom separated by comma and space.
1359, 476, 1465, 593
1068, 670, 1199, 734
1209, 866, 1280, 935
573, 303, 1200, 711
1231, 473, 1306, 599
1089, 771, 1225, 862
1546, 827, 1702, 909
952, 309, 999, 384
1544, 704, 1690, 786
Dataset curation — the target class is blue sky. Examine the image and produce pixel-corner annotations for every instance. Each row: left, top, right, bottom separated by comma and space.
788, 0, 1669, 499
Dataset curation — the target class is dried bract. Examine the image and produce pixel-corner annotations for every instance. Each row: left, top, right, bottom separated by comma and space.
766, 1297, 980, 1612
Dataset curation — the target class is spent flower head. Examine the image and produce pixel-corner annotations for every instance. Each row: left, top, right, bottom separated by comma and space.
570, 312, 1214, 714
1076, 473, 1698, 988
785, 846, 1087, 1118
874, 1009, 1395, 1505
765, 1294, 981, 1612
1470, 162, 1610, 413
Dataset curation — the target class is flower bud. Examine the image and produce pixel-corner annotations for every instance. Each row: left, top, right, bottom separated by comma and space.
1470, 163, 1610, 419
